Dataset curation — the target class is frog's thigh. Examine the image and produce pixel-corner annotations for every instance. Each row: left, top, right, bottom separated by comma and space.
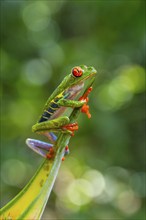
32, 116, 70, 133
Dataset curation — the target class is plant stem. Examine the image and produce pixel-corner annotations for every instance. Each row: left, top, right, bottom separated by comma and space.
0, 78, 95, 220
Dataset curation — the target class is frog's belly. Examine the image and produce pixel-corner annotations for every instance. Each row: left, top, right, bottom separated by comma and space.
50, 106, 67, 119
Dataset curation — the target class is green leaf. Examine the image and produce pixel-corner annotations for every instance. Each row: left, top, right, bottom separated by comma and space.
0, 77, 95, 220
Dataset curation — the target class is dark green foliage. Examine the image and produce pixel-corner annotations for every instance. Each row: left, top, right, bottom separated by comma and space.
1, 1, 145, 219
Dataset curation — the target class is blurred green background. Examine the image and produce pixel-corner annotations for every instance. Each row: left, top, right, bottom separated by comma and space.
1, 0, 145, 219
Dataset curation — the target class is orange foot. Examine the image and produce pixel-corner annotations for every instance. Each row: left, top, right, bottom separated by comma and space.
79, 87, 93, 102
81, 104, 91, 118
62, 146, 69, 161
46, 147, 55, 159
79, 87, 93, 118
62, 122, 79, 136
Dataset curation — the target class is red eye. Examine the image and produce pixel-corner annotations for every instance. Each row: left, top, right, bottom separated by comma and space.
72, 67, 83, 77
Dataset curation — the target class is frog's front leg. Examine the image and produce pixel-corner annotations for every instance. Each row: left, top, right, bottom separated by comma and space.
58, 99, 86, 108
79, 87, 93, 118
32, 116, 78, 136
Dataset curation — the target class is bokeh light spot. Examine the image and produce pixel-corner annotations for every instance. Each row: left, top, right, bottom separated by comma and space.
23, 59, 52, 85
120, 65, 145, 93
106, 166, 129, 181
40, 43, 64, 66
67, 179, 93, 206
109, 78, 133, 103
22, 2, 50, 32
117, 190, 141, 215
56, 197, 80, 214
130, 172, 146, 197
83, 169, 105, 197
96, 65, 145, 111
1, 159, 27, 186
54, 167, 75, 198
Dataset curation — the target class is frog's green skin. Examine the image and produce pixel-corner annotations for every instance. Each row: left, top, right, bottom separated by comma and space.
26, 65, 97, 158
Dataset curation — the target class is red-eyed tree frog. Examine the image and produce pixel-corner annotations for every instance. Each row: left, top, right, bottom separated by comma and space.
26, 65, 97, 159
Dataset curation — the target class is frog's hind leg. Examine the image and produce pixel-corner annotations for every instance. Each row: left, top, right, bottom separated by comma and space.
44, 132, 57, 143
26, 138, 70, 159
32, 116, 70, 134
32, 116, 78, 136
26, 138, 53, 158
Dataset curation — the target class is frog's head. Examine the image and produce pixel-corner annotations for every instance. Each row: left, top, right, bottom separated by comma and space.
67, 65, 97, 87
59, 65, 97, 96
61, 65, 97, 97
72, 65, 96, 83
